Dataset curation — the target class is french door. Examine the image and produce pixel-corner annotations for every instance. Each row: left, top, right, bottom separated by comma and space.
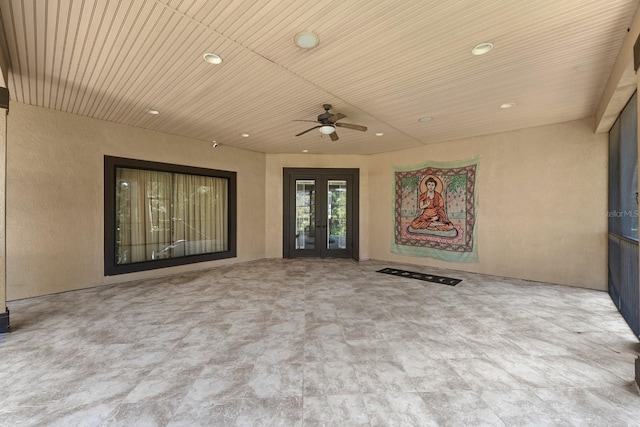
283, 168, 359, 259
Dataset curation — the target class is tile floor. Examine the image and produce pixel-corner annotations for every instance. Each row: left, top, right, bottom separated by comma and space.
1, 258, 639, 426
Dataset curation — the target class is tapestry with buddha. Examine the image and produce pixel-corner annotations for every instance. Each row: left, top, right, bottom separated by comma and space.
391, 157, 479, 262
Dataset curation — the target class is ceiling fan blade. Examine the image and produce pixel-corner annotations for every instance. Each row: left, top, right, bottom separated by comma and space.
330, 131, 339, 142
328, 113, 346, 123
293, 119, 320, 123
295, 126, 320, 136
335, 122, 367, 132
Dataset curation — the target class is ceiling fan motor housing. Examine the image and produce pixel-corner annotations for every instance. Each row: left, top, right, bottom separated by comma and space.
318, 104, 334, 123
318, 113, 333, 123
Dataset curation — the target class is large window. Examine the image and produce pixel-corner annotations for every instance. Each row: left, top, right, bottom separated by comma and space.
104, 156, 236, 275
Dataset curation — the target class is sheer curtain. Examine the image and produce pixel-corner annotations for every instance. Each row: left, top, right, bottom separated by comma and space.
115, 168, 228, 264
116, 168, 172, 263
173, 174, 228, 255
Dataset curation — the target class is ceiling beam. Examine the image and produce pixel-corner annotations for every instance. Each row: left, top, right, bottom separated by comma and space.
594, 3, 640, 133
0, 15, 8, 89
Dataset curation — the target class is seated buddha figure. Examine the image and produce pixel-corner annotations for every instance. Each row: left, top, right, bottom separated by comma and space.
410, 176, 455, 231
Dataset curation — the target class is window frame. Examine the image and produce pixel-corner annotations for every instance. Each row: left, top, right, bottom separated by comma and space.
104, 156, 237, 275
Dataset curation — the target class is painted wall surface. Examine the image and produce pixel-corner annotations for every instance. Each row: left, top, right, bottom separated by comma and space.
368, 118, 608, 290
264, 154, 369, 260
6, 103, 266, 300
5, 104, 609, 298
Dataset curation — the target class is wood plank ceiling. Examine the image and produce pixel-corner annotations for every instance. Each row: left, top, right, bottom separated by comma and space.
0, 0, 638, 155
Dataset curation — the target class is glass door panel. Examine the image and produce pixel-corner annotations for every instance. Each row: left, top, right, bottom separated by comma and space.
327, 180, 347, 250
295, 180, 316, 250
284, 168, 358, 259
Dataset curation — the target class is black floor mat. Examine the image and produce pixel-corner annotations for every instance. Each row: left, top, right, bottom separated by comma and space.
376, 268, 461, 286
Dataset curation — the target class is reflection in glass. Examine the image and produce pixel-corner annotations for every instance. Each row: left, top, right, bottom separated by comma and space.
328, 180, 347, 249
295, 180, 316, 250
115, 168, 228, 264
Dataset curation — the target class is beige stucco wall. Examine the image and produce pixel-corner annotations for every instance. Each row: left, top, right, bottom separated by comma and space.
6, 103, 266, 300
368, 118, 608, 290
264, 154, 370, 260
4, 103, 609, 299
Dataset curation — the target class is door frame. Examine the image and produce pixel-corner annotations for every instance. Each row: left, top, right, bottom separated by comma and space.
282, 167, 359, 260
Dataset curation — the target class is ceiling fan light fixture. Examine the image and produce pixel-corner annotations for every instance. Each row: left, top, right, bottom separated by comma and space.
319, 125, 335, 135
295, 31, 319, 49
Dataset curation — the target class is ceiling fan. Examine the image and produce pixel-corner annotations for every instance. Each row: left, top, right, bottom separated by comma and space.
294, 104, 367, 141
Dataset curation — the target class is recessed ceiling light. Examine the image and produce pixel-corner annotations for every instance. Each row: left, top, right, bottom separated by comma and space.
418, 117, 432, 122
375, 132, 384, 136
302, 149, 309, 153
295, 31, 319, 49
240, 133, 250, 137
500, 102, 516, 109
203, 53, 223, 64
471, 42, 494, 55
146, 108, 159, 115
